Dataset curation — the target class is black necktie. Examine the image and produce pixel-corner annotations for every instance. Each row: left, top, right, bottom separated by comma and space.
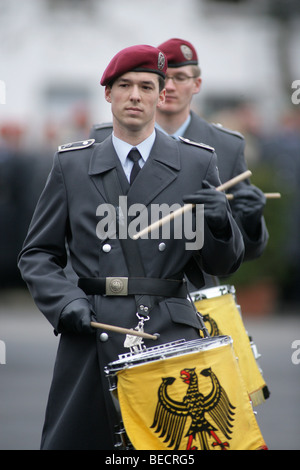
127, 148, 141, 184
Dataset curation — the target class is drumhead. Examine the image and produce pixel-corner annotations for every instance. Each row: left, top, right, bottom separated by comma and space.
105, 335, 232, 375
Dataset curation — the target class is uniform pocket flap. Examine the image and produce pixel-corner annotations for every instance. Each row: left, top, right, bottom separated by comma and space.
165, 298, 200, 329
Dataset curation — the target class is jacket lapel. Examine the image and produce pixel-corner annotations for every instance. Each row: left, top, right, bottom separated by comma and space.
88, 136, 129, 200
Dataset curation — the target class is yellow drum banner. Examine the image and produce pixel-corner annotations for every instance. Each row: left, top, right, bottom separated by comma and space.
116, 341, 267, 450
194, 293, 268, 405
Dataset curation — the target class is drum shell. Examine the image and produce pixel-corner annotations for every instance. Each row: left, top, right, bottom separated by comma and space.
108, 335, 267, 450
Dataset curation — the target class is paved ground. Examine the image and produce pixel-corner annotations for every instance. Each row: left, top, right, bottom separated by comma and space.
0, 289, 299, 450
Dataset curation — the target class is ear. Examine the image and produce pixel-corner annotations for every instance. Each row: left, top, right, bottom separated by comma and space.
193, 77, 202, 95
104, 86, 112, 103
157, 88, 166, 109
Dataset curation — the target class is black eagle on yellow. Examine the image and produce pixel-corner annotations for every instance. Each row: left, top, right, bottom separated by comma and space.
151, 367, 235, 450
202, 314, 220, 337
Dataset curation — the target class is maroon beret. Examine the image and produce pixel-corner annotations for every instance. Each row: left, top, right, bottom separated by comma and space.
100, 45, 168, 86
158, 38, 198, 68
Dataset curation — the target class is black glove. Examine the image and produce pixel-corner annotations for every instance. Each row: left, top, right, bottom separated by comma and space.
58, 298, 95, 334
230, 185, 266, 219
183, 180, 230, 236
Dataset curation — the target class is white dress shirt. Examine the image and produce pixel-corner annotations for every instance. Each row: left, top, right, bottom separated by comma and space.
112, 130, 156, 182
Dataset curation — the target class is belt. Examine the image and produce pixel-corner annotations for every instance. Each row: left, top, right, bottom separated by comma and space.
78, 277, 188, 298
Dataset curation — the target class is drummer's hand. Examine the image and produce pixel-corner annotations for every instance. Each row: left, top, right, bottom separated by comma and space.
230, 185, 266, 238
58, 298, 95, 334
231, 185, 266, 218
183, 180, 230, 237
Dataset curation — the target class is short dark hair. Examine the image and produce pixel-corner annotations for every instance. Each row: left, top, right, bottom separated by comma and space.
158, 75, 165, 92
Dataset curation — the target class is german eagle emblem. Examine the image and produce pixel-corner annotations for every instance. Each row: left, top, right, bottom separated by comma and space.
151, 367, 235, 450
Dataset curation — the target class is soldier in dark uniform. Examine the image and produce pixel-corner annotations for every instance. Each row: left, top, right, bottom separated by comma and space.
18, 45, 244, 450
90, 39, 268, 288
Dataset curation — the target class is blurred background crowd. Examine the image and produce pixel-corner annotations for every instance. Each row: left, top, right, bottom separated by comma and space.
1, 0, 300, 315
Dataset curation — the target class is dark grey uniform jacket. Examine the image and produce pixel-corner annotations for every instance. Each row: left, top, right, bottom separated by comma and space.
18, 130, 244, 449
90, 113, 269, 287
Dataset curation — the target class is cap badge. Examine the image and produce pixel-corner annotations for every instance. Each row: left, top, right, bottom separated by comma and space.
157, 52, 165, 70
180, 44, 193, 61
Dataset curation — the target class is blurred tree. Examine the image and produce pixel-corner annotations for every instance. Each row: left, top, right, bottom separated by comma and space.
225, 161, 290, 293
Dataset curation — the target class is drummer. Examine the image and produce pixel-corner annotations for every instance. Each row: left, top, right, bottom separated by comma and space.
155, 38, 269, 287
90, 38, 269, 288
154, 40, 271, 405
18, 45, 245, 450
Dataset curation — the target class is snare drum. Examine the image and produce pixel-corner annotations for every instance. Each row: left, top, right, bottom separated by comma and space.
190, 285, 270, 406
105, 336, 267, 451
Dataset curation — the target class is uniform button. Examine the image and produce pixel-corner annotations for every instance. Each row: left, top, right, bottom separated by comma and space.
158, 242, 166, 252
99, 332, 109, 342
102, 243, 112, 253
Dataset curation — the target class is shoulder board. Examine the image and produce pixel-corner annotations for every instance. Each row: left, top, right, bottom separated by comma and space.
179, 136, 215, 152
212, 123, 244, 139
92, 122, 113, 130
58, 139, 95, 152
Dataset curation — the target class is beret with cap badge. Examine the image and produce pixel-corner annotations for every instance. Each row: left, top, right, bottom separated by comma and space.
157, 38, 198, 68
100, 45, 168, 86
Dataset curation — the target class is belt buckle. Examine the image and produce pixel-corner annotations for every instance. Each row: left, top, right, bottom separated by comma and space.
106, 277, 128, 296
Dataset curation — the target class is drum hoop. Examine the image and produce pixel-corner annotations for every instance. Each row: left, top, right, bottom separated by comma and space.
190, 285, 236, 301
105, 336, 232, 375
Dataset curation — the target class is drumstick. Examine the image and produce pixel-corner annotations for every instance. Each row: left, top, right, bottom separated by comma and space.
133, 170, 252, 240
91, 321, 158, 340
226, 192, 281, 201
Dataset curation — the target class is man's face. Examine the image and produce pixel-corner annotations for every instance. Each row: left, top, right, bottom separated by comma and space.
105, 71, 165, 134
158, 65, 201, 116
